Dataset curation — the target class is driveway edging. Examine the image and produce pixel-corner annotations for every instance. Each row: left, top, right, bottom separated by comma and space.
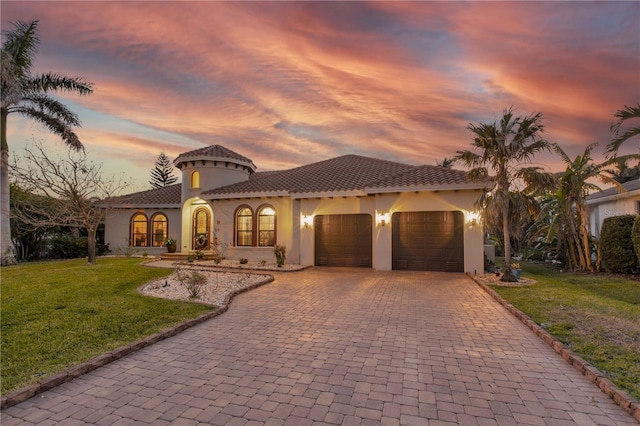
469, 273, 640, 423
0, 274, 274, 410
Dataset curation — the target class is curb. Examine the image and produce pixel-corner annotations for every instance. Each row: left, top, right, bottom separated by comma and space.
0, 274, 274, 409
469, 273, 640, 423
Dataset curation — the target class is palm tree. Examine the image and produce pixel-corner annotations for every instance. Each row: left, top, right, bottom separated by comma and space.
1, 20, 93, 265
605, 102, 640, 157
455, 108, 555, 281
547, 143, 637, 271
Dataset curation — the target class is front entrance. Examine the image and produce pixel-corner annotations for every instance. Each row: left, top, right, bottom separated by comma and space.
192, 208, 211, 250
392, 211, 464, 271
314, 214, 372, 267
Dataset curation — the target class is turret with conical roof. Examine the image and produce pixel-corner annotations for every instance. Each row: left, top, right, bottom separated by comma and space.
174, 145, 256, 203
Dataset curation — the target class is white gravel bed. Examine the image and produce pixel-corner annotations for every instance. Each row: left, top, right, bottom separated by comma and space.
141, 269, 272, 307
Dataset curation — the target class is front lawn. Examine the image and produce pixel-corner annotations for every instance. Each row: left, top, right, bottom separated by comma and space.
1, 258, 213, 394
490, 261, 640, 401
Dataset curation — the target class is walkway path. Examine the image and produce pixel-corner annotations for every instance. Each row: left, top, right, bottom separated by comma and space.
2, 269, 636, 425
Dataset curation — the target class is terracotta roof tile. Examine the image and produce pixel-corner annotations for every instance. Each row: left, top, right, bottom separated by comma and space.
105, 183, 181, 206
366, 165, 488, 190
174, 145, 256, 171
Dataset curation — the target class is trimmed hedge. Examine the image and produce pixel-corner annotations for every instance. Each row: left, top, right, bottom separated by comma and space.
633, 215, 640, 266
600, 215, 638, 273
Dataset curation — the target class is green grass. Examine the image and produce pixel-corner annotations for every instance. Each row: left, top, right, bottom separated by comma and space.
1, 258, 213, 394
491, 261, 640, 400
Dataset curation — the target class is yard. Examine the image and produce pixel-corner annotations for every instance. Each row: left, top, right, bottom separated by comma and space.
0, 258, 213, 393
1, 258, 638, 403
489, 261, 640, 401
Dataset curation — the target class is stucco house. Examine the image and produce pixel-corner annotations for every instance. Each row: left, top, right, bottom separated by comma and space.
104, 145, 488, 273
587, 179, 640, 237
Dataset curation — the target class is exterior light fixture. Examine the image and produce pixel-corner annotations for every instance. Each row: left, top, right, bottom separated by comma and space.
376, 211, 390, 227
466, 211, 480, 226
301, 214, 313, 228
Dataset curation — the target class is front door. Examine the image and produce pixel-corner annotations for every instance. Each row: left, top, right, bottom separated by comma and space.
192, 208, 211, 250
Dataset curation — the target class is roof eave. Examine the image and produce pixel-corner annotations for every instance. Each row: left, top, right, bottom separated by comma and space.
174, 156, 256, 171
586, 189, 640, 205
365, 183, 488, 194
291, 190, 368, 199
204, 190, 291, 200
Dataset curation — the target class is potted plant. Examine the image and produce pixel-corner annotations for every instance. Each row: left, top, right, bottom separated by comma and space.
511, 262, 522, 279
165, 237, 177, 253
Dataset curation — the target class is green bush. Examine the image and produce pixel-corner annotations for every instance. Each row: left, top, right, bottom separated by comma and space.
600, 215, 638, 273
632, 215, 640, 265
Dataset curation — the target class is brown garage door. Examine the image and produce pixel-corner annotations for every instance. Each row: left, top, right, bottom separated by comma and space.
392, 211, 464, 272
314, 214, 372, 267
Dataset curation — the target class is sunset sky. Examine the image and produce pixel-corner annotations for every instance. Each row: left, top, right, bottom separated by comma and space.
2, 1, 639, 191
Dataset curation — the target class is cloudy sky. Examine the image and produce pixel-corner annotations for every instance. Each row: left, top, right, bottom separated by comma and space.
2, 1, 639, 190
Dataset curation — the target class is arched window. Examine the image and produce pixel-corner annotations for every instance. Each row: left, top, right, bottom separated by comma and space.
193, 208, 210, 249
191, 171, 200, 189
236, 207, 253, 246
131, 213, 148, 247
258, 206, 275, 247
151, 214, 168, 247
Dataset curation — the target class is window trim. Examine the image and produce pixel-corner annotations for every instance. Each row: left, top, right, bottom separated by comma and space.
257, 204, 276, 247
235, 205, 254, 247
130, 212, 149, 247
150, 213, 169, 247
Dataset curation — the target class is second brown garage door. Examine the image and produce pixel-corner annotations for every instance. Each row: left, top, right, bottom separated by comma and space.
314, 214, 372, 267
392, 211, 464, 272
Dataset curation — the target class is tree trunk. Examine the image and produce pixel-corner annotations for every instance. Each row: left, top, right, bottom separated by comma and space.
87, 227, 97, 265
1, 111, 17, 266
500, 196, 518, 282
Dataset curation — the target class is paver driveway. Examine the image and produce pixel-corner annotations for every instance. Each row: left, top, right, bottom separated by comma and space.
2, 268, 636, 425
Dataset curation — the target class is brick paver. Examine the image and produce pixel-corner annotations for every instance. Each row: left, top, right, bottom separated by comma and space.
2, 268, 637, 425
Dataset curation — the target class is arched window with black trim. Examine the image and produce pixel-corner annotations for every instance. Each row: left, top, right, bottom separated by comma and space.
151, 213, 168, 247
131, 213, 148, 247
258, 206, 275, 247
236, 207, 253, 246
191, 171, 200, 189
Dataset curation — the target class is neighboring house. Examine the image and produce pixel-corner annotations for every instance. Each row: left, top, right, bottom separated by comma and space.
586, 179, 640, 237
104, 145, 488, 273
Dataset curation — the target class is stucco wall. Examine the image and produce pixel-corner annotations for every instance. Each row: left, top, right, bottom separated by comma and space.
179, 162, 251, 205
104, 208, 182, 256
212, 197, 298, 264
589, 197, 640, 237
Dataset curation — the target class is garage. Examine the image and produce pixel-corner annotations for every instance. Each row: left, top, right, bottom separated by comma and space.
392, 211, 464, 272
314, 214, 372, 267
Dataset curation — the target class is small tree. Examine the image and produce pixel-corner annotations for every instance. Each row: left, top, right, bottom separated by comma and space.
149, 152, 177, 189
10, 141, 127, 264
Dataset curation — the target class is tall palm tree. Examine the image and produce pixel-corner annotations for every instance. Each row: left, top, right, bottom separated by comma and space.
1, 20, 93, 265
548, 143, 637, 271
605, 102, 640, 157
455, 108, 555, 281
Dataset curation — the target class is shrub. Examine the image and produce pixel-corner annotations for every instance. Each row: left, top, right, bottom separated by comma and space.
274, 245, 286, 267
176, 269, 208, 298
600, 215, 638, 273
239, 258, 248, 264
632, 215, 640, 265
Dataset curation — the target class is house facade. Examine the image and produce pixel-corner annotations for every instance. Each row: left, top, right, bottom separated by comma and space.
586, 179, 640, 237
104, 145, 487, 273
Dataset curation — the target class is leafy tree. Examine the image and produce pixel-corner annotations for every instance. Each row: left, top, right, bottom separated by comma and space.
455, 108, 555, 281
606, 157, 640, 183
606, 102, 640, 157
1, 20, 93, 265
535, 144, 637, 271
149, 152, 178, 189
10, 142, 127, 264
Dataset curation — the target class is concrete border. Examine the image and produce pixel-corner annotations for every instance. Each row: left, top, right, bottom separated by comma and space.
0, 274, 274, 409
469, 273, 640, 423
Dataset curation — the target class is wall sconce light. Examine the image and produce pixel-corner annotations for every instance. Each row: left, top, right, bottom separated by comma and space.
376, 211, 390, 227
466, 211, 481, 226
301, 214, 313, 228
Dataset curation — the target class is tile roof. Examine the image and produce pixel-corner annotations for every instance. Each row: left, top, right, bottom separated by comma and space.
104, 183, 181, 207
586, 179, 640, 203
174, 145, 256, 172
203, 154, 487, 199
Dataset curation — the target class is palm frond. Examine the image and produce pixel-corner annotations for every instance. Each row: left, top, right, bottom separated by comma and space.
12, 106, 83, 150
17, 94, 81, 126
1, 20, 39, 77
26, 73, 93, 95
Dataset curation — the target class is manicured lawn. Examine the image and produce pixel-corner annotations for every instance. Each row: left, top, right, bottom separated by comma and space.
490, 261, 640, 401
1, 258, 213, 394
